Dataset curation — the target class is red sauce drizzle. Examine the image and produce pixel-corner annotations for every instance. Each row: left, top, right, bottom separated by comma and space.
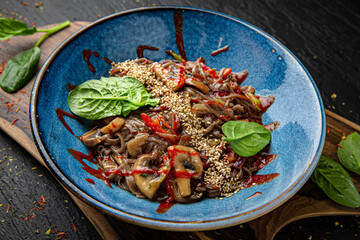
85, 178, 95, 184
93, 51, 100, 57
156, 173, 176, 214
245, 192, 262, 200
174, 170, 198, 179
253, 154, 278, 170
258, 95, 275, 113
66, 82, 77, 92
55, 108, 83, 136
82, 49, 96, 73
156, 200, 175, 214
68, 148, 112, 188
240, 173, 280, 189
103, 56, 113, 65
136, 45, 159, 58
211, 45, 230, 56
173, 10, 187, 61
168, 146, 190, 166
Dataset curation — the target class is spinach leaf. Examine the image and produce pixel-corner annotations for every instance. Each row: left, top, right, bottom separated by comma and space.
68, 77, 160, 120
222, 121, 271, 157
0, 18, 37, 40
0, 19, 70, 93
0, 46, 40, 92
338, 132, 360, 175
311, 155, 360, 208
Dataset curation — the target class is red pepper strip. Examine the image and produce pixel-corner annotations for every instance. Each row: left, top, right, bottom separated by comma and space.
225, 148, 237, 163
174, 170, 199, 179
173, 66, 185, 90
222, 68, 232, 79
197, 59, 219, 79
141, 113, 178, 143
112, 69, 120, 74
121, 70, 128, 76
157, 114, 176, 135
141, 113, 168, 134
172, 112, 179, 132
165, 172, 175, 201
203, 100, 224, 107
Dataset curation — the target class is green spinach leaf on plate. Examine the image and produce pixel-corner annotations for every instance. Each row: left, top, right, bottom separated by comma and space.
222, 121, 271, 157
68, 77, 160, 120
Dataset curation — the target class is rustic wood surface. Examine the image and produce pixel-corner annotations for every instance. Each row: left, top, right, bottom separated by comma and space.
1, 1, 359, 239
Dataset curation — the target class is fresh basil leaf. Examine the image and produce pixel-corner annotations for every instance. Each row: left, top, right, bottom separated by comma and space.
222, 121, 271, 157
0, 46, 40, 92
311, 155, 360, 208
0, 18, 37, 40
338, 132, 360, 175
68, 77, 160, 120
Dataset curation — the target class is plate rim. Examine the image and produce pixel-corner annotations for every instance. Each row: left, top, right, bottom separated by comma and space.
30, 5, 326, 231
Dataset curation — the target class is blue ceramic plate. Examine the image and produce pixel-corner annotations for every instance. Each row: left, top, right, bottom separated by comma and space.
30, 6, 325, 230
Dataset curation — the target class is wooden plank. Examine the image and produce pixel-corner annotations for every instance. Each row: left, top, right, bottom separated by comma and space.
248, 109, 360, 240
0, 21, 121, 240
1, 22, 359, 240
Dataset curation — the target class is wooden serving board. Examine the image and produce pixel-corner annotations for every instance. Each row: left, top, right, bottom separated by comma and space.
0, 22, 359, 240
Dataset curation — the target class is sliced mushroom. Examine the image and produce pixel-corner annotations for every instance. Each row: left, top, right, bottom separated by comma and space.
185, 78, 209, 95
192, 103, 209, 113
80, 128, 102, 147
100, 117, 125, 134
127, 133, 149, 158
168, 145, 203, 197
133, 153, 165, 199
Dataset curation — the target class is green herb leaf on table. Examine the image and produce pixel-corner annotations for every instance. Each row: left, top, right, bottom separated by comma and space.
0, 19, 70, 93
0, 18, 37, 40
0, 46, 40, 93
68, 77, 160, 120
222, 121, 271, 157
338, 132, 360, 175
311, 155, 360, 208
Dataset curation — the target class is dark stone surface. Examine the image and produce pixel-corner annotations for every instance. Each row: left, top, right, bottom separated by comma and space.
0, 0, 359, 239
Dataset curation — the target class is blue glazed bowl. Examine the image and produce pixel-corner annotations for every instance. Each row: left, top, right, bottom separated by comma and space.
30, 6, 326, 230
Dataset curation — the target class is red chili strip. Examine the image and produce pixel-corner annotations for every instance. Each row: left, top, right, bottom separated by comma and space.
173, 10, 187, 61
141, 113, 168, 134
71, 223, 77, 232
157, 114, 176, 134
136, 45, 159, 58
222, 68, 232, 79
198, 60, 219, 79
172, 112, 179, 131
211, 45, 230, 56
11, 119, 18, 125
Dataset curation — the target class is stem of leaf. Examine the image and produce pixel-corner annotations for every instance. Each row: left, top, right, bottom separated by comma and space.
34, 20, 70, 47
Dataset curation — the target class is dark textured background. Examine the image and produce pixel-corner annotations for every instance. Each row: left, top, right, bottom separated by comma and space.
0, 0, 359, 239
